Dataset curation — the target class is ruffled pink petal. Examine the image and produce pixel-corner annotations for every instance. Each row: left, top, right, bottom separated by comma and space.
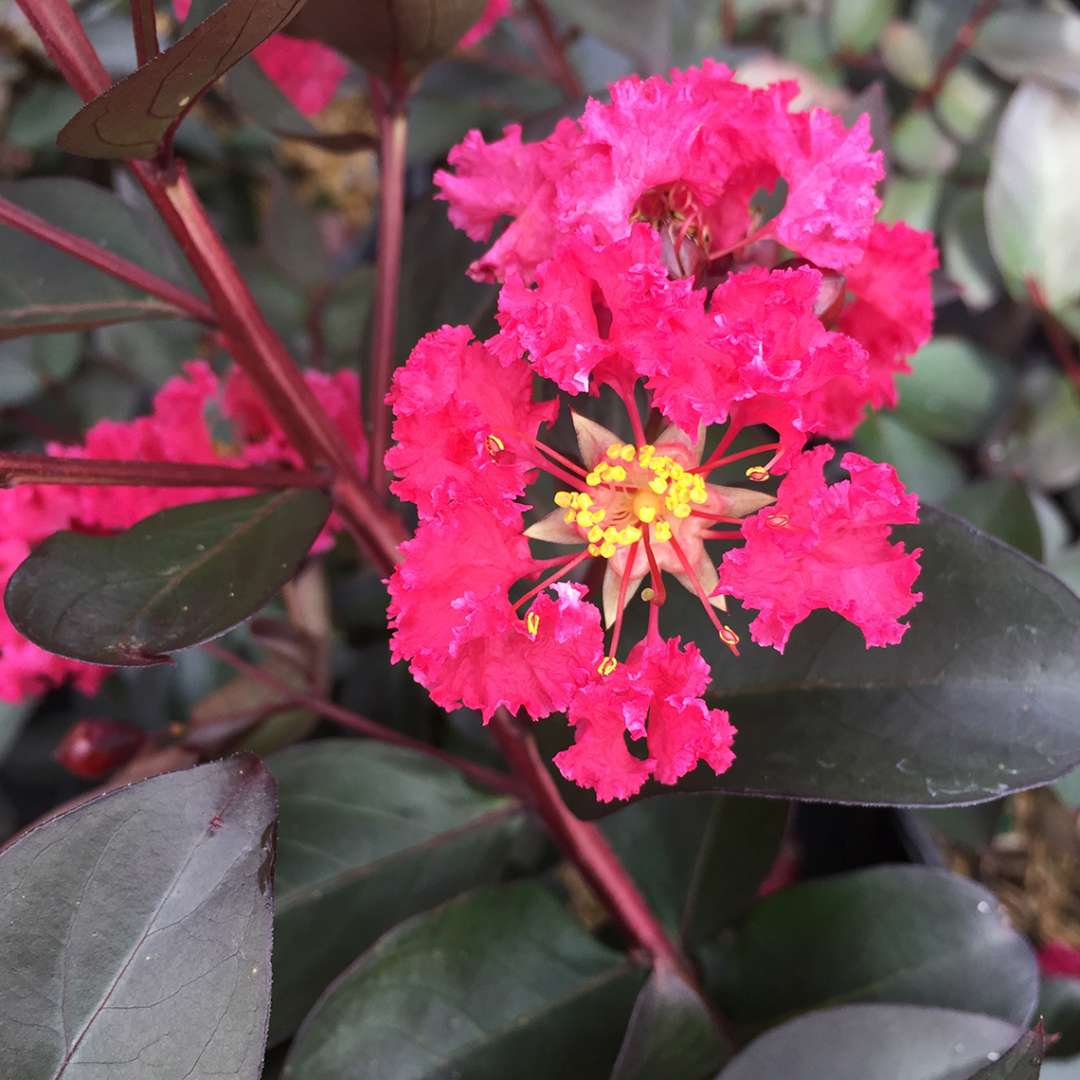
717, 446, 922, 651
386, 325, 556, 522
494, 225, 715, 399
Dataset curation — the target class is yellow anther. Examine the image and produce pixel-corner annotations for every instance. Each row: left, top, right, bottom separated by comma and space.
588, 543, 602, 557
578, 494, 594, 509
606, 443, 623, 459
636, 504, 657, 524
618, 526, 643, 545
485, 433, 506, 457
670, 464, 685, 480
592, 508, 605, 523
586, 471, 602, 486
608, 465, 627, 483
654, 521, 673, 542
672, 504, 692, 519
691, 487, 708, 504
597, 656, 619, 676
576, 510, 595, 527
588, 525, 605, 543
641, 587, 655, 602
619, 444, 636, 462
746, 466, 770, 482
649, 476, 668, 495
603, 526, 618, 542
554, 491, 574, 508
600, 541, 617, 558
638, 444, 655, 462
719, 624, 740, 648
564, 510, 577, 524
526, 611, 541, 637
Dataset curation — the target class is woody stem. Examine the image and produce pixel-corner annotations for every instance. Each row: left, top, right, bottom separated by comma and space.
0, 453, 331, 490
367, 76, 409, 494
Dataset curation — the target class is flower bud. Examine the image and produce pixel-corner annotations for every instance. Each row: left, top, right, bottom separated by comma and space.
55, 719, 146, 780
287, 0, 489, 86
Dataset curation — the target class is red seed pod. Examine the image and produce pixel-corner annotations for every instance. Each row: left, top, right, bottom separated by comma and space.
55, 719, 146, 780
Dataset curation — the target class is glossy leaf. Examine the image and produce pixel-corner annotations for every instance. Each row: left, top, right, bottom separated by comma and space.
700, 866, 1037, 1031
282, 883, 645, 1079
970, 1024, 1045, 1079
0, 178, 196, 338
986, 81, 1080, 311
6, 490, 330, 665
58, 0, 308, 159
0, 755, 275, 1079
287, 0, 488, 83
609, 967, 730, 1080
718, 1004, 1021, 1080
267, 739, 528, 1043
600, 794, 789, 944
540, 507, 1080, 816
945, 479, 1042, 559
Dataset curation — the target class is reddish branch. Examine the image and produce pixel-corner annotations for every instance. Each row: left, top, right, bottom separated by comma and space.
525, 0, 584, 100
0, 194, 216, 325
203, 642, 520, 796
912, 0, 999, 111
367, 78, 409, 493
1026, 279, 1080, 396
0, 452, 330, 490
17, 0, 696, 988
129, 0, 160, 66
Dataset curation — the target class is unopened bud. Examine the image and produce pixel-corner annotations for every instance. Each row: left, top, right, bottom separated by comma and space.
55, 719, 146, 780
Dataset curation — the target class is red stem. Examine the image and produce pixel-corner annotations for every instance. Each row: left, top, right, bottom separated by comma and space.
129, 0, 160, 65
912, 0, 999, 111
1027, 278, 1080, 396
0, 194, 216, 325
203, 642, 520, 797
490, 709, 694, 975
525, 0, 584, 100
0, 452, 330, 490
368, 78, 409, 494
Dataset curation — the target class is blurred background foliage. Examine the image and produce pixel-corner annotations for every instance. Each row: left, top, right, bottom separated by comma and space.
3, 0, 1080, 1073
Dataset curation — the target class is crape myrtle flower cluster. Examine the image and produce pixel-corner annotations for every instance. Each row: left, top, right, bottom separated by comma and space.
0, 363, 366, 703
172, 0, 511, 117
387, 61, 934, 802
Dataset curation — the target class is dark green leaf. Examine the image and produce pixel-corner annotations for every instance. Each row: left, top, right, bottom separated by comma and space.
600, 794, 789, 944
827, 0, 897, 54
1041, 979, 1080, 1059
5, 490, 330, 665
945, 479, 1042, 559
541, 507, 1080, 816
942, 189, 1003, 312
287, 0, 488, 82
610, 966, 730, 1080
892, 108, 960, 176
986, 81, 1080, 311
0, 178, 196, 337
970, 1024, 1045, 1078
717, 1004, 1021, 1080
700, 866, 1037, 1031
0, 755, 275, 1079
281, 883, 645, 1079
896, 335, 1006, 443
58, 0, 308, 159
267, 739, 528, 1043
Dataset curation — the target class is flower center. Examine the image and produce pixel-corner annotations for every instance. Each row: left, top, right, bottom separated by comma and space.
553, 441, 708, 558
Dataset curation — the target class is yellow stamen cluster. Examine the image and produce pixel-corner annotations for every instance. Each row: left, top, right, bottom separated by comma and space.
597, 656, 618, 676
525, 611, 541, 637
554, 441, 712, 559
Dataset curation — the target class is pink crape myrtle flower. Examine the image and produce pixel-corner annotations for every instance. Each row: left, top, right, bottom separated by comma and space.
390, 63, 930, 803
0, 362, 365, 703
172, 0, 346, 116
